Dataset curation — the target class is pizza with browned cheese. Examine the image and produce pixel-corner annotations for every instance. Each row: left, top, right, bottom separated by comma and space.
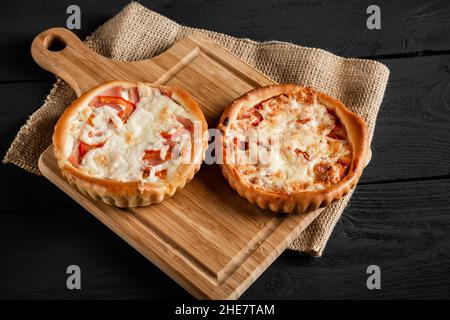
217, 84, 368, 214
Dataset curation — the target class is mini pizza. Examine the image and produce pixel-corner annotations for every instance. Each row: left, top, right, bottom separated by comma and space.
53, 81, 208, 207
217, 84, 369, 214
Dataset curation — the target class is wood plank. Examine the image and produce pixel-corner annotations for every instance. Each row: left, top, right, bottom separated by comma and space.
244, 177, 450, 299
361, 54, 450, 183
33, 29, 325, 299
2, 0, 450, 81
2, 178, 449, 299
0, 81, 76, 213
0, 0, 132, 82
0, 206, 192, 300
0, 81, 54, 155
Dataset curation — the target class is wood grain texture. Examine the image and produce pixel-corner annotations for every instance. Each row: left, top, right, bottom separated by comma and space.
34, 28, 324, 299
3, 0, 450, 82
2, 178, 449, 299
0, 206, 192, 300
362, 54, 450, 182
243, 178, 450, 299
2, 0, 450, 300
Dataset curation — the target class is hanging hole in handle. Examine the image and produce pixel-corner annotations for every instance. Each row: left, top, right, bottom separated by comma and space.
44, 35, 67, 52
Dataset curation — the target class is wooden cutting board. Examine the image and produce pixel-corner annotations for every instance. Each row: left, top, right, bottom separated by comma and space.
33, 27, 324, 299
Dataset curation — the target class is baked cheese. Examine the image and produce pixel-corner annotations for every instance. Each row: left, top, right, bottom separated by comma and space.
225, 89, 352, 193
65, 84, 197, 183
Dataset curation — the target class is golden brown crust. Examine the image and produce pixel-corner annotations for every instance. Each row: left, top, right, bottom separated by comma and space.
217, 84, 368, 214
53, 80, 208, 207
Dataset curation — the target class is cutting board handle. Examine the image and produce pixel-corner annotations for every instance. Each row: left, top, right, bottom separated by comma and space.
31, 27, 117, 96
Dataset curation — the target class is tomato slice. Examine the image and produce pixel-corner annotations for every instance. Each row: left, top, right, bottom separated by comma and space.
85, 113, 95, 127
144, 158, 166, 166
77, 142, 89, 160
87, 131, 104, 138
78, 141, 105, 161
159, 87, 173, 97
142, 168, 168, 179
89, 96, 136, 123
155, 169, 167, 179
254, 103, 264, 110
68, 154, 79, 167
143, 149, 168, 166
142, 167, 151, 179
160, 131, 172, 139
175, 116, 194, 133
240, 108, 263, 126
161, 127, 188, 140
69, 141, 105, 166
164, 139, 177, 155
98, 86, 122, 97
97, 96, 135, 112
143, 149, 161, 160
148, 117, 190, 167
160, 130, 182, 162
128, 87, 140, 105
118, 99, 136, 123
250, 109, 263, 126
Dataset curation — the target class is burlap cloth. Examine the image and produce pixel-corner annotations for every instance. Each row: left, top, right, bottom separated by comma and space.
3, 2, 389, 256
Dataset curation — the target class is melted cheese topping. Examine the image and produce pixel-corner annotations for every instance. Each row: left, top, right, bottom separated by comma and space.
224, 90, 352, 193
66, 84, 196, 183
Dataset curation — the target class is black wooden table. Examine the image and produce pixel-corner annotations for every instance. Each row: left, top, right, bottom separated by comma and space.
1, 0, 449, 300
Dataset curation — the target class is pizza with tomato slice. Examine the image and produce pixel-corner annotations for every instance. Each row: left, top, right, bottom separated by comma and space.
53, 81, 208, 207
218, 84, 369, 214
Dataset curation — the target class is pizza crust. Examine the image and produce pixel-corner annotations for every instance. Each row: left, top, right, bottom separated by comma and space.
217, 84, 368, 214
53, 80, 208, 207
